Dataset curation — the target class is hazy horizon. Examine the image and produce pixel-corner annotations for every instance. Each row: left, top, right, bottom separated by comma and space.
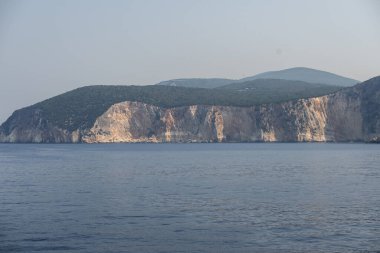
0, 0, 379, 122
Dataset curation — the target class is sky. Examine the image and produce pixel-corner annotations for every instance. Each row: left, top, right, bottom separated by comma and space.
0, 0, 379, 123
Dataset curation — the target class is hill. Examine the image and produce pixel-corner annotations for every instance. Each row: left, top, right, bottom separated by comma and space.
1, 77, 379, 143
240, 67, 359, 87
0, 77, 380, 143
155, 67, 359, 88
0, 83, 341, 133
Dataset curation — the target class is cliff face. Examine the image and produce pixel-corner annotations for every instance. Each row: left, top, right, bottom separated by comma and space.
80, 95, 363, 143
1, 77, 379, 143
81, 99, 327, 143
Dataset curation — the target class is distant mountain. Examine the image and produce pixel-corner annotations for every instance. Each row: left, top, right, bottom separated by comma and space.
155, 67, 359, 88
155, 78, 235, 89
240, 67, 359, 87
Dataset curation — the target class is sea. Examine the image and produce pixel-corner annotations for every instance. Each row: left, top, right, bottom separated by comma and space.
0, 143, 379, 253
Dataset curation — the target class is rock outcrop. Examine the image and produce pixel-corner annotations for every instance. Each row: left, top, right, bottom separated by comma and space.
1, 77, 379, 143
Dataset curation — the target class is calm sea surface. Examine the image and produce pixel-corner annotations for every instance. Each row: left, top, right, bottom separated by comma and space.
0, 143, 379, 253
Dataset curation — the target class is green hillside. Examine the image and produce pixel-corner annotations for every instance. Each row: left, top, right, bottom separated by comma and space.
218, 78, 341, 96
17, 83, 341, 132
155, 78, 235, 88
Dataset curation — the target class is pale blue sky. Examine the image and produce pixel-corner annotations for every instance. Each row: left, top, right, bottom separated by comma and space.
0, 0, 379, 122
